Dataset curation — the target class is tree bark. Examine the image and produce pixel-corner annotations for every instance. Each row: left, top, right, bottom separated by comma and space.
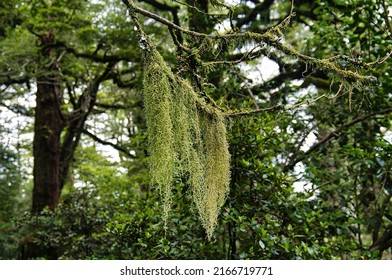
25, 32, 114, 259
370, 226, 392, 256
59, 117, 85, 191
32, 77, 64, 213
32, 32, 64, 214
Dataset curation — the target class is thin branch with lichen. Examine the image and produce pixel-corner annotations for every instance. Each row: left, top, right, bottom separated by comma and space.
223, 93, 328, 117
124, 0, 373, 118
123, 0, 376, 89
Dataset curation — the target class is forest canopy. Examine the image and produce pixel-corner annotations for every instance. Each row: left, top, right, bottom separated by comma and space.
0, 0, 391, 260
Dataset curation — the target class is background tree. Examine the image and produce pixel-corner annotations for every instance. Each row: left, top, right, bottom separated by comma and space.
1, 0, 143, 214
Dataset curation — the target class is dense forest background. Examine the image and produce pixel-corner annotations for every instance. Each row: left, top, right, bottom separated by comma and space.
0, 0, 391, 260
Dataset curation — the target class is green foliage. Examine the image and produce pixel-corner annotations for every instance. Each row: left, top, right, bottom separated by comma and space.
14, 190, 112, 259
0, 147, 20, 222
0, 144, 21, 259
0, 27, 38, 80
27, 0, 91, 35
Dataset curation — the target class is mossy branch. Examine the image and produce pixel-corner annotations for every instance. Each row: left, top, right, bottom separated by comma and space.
123, 0, 376, 87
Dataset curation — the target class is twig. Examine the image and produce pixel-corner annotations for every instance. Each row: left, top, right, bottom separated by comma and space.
224, 104, 283, 117
367, 50, 392, 66
235, 69, 260, 109
225, 94, 328, 117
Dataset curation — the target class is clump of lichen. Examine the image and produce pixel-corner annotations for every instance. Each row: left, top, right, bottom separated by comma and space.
143, 48, 230, 238
194, 112, 230, 238
143, 51, 175, 223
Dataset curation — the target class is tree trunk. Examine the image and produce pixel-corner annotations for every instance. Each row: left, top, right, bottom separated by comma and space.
32, 75, 64, 213
31, 31, 64, 214
59, 114, 90, 191
23, 72, 64, 259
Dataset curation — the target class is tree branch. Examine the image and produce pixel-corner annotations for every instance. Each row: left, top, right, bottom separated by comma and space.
122, 0, 376, 86
0, 102, 33, 117
138, 0, 183, 43
63, 62, 115, 123
235, 0, 274, 28
43, 41, 135, 63
82, 129, 136, 158
95, 102, 137, 110
224, 104, 284, 117
370, 225, 392, 253
283, 107, 392, 172
59, 62, 116, 190
1, 75, 30, 87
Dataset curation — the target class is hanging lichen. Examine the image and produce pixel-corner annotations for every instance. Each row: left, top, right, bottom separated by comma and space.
143, 50, 175, 223
143, 47, 230, 238
194, 112, 230, 238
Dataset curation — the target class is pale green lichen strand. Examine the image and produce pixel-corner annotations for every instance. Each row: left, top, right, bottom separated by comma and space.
143, 49, 230, 238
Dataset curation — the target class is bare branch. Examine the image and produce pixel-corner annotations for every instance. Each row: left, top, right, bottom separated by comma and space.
95, 102, 136, 110
83, 129, 136, 158
283, 107, 392, 172
367, 50, 392, 66
43, 41, 135, 63
139, 0, 184, 43
224, 104, 283, 117
370, 225, 392, 253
